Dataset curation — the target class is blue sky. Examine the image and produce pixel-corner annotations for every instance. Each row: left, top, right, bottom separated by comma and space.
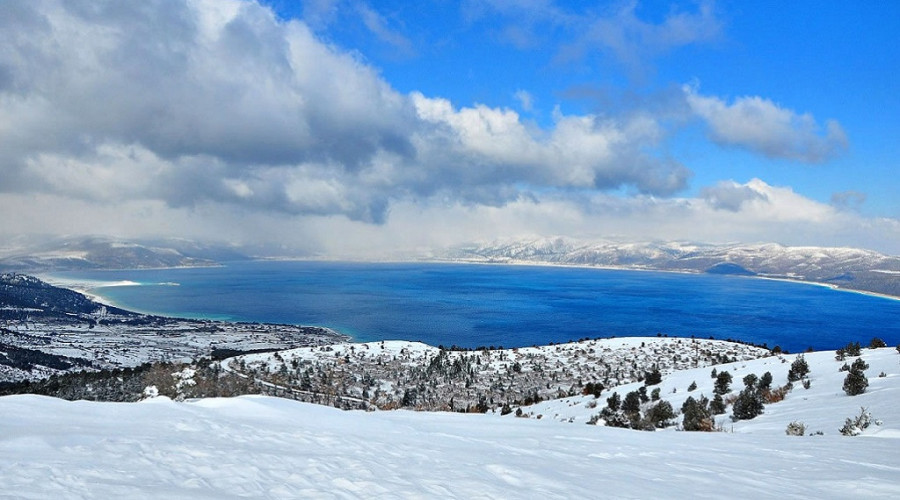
266, 0, 899, 215
1, 0, 898, 255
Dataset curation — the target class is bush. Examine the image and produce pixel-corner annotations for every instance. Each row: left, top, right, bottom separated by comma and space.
650, 387, 661, 402
761, 383, 792, 403
869, 337, 887, 349
582, 382, 604, 398
839, 407, 881, 436
731, 387, 764, 421
843, 341, 862, 357
785, 421, 806, 436
758, 371, 772, 390
787, 355, 809, 382
843, 369, 868, 396
687, 381, 697, 392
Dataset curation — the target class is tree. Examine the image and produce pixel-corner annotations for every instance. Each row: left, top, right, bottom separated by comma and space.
622, 391, 642, 416
644, 369, 662, 386
605, 392, 621, 412
731, 387, 764, 420
583, 382, 604, 398
681, 396, 713, 431
759, 371, 773, 390
644, 400, 676, 429
869, 337, 886, 349
687, 380, 697, 392
710, 393, 726, 415
850, 357, 869, 372
787, 355, 809, 382
844, 341, 862, 357
742, 373, 758, 388
714, 371, 733, 395
843, 368, 868, 396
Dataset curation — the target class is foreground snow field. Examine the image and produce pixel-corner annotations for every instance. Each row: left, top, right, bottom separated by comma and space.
2, 342, 899, 499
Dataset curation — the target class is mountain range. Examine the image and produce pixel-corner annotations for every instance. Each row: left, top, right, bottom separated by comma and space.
442, 237, 900, 298
1, 235, 897, 298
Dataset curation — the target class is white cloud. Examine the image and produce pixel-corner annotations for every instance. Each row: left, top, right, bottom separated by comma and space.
0, 0, 688, 227
513, 89, 534, 112
355, 3, 415, 58
573, 0, 723, 70
0, 1, 895, 258
685, 86, 848, 162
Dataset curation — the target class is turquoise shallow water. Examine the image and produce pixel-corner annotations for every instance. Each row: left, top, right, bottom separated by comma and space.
52, 260, 900, 352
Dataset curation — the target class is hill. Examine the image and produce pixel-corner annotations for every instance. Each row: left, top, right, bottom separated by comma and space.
1, 342, 898, 498
443, 237, 900, 298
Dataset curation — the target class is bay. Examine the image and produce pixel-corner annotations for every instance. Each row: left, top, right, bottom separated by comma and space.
50, 260, 900, 353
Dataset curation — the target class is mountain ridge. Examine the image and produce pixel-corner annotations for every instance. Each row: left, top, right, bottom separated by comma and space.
440, 237, 900, 298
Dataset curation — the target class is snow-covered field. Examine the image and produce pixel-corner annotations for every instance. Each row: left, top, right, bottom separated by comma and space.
2, 341, 899, 498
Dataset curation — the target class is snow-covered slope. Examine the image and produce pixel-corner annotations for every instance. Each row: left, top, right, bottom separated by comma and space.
444, 237, 900, 297
2, 342, 899, 498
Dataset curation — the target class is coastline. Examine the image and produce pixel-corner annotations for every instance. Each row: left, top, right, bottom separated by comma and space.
37, 273, 354, 342
438, 257, 900, 301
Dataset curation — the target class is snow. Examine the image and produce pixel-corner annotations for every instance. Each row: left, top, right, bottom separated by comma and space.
2, 342, 900, 498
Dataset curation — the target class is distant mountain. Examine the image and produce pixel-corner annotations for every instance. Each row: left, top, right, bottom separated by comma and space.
442, 237, 900, 298
0, 236, 249, 271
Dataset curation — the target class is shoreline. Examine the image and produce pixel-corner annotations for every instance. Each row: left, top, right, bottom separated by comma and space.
437, 257, 900, 301
39, 273, 355, 342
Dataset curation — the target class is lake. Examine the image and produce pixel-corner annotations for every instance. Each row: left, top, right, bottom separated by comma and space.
50, 260, 900, 353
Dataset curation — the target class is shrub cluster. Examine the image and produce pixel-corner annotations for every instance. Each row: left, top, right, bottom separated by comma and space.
839, 407, 881, 436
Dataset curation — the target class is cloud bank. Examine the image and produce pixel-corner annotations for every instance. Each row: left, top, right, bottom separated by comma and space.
0, 0, 895, 256
685, 86, 848, 163
1, 0, 693, 224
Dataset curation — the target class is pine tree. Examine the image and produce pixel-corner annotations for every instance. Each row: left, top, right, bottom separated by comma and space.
787, 355, 810, 382
713, 371, 732, 395
681, 396, 713, 431
731, 387, 764, 420
710, 393, 726, 415
644, 369, 662, 386
843, 368, 868, 396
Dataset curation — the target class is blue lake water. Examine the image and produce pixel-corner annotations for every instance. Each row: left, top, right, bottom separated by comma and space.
51, 260, 900, 352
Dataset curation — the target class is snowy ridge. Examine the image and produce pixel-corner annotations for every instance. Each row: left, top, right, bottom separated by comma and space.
226, 337, 769, 411
444, 237, 900, 297
2, 340, 899, 498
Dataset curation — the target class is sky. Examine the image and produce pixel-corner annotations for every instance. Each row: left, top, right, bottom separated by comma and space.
1, 0, 898, 256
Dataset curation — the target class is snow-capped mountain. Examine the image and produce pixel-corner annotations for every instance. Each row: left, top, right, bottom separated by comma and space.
0, 236, 247, 271
443, 237, 900, 297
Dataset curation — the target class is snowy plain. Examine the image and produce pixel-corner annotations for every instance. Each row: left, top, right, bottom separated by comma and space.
2, 341, 899, 499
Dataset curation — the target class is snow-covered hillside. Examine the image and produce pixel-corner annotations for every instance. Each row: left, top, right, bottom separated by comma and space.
228, 337, 768, 411
444, 237, 900, 298
2, 340, 899, 498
